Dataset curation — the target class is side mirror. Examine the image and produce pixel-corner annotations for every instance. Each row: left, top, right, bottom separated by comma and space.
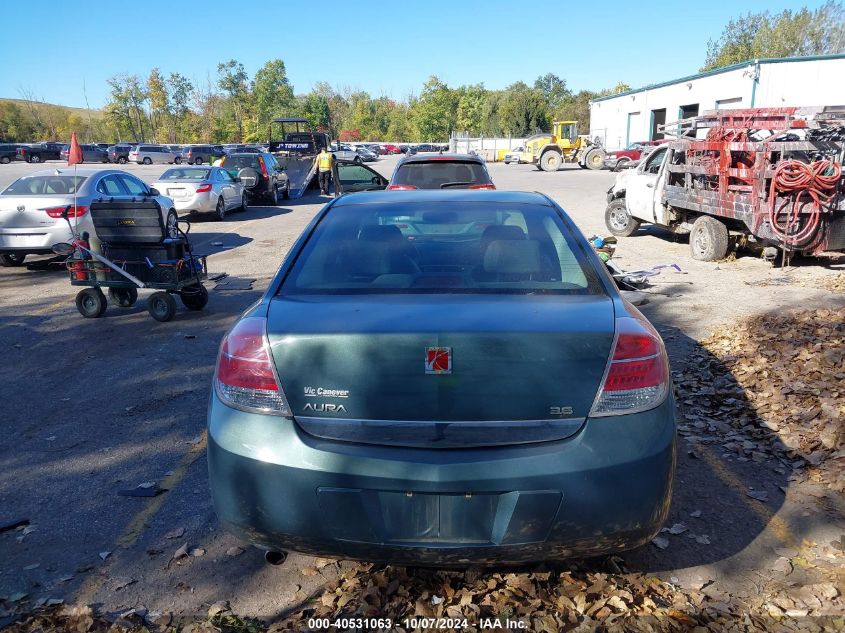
149, 187, 160, 196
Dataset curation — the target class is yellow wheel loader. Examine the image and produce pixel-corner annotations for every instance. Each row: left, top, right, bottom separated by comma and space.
521, 121, 606, 171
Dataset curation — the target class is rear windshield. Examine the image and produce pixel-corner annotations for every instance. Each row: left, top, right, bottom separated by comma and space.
3, 175, 87, 195
223, 155, 259, 169
281, 201, 599, 295
160, 168, 210, 180
392, 160, 491, 188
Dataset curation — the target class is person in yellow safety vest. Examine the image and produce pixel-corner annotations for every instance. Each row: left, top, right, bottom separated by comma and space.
315, 146, 334, 195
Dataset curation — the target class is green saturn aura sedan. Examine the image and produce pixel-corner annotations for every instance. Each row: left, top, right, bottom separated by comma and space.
207, 189, 676, 565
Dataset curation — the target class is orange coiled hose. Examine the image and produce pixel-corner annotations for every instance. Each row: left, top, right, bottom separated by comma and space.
768, 159, 842, 248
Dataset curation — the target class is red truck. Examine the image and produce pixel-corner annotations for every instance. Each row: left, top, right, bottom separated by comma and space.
603, 140, 667, 171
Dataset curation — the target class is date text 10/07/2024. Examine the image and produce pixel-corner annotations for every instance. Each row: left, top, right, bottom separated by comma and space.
307, 617, 527, 629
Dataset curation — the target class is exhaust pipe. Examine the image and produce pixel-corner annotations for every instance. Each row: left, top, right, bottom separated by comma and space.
264, 550, 287, 566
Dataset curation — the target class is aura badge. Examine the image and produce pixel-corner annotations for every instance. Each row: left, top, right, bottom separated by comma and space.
425, 347, 452, 375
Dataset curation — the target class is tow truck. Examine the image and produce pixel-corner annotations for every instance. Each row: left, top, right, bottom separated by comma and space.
267, 117, 387, 197
605, 107, 845, 261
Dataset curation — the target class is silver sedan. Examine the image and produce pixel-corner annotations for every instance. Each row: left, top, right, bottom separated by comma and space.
152, 166, 246, 221
0, 168, 176, 267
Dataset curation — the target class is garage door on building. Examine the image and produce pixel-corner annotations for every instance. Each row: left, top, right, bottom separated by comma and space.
716, 97, 743, 110
626, 112, 641, 146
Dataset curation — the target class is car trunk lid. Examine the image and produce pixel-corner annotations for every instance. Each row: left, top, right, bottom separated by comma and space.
266, 294, 615, 447
157, 181, 200, 200
0, 197, 65, 229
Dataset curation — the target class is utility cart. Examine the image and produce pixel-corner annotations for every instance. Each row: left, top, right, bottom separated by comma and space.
60, 200, 209, 321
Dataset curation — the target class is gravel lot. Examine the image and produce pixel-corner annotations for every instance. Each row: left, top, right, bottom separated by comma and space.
1, 156, 843, 622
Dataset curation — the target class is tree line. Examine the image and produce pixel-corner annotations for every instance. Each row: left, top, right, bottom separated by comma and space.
1, 2, 842, 144
0, 62, 632, 144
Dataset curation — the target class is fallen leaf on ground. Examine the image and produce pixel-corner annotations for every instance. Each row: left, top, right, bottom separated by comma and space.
651, 536, 669, 549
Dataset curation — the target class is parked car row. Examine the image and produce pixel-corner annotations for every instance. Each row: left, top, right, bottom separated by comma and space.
1, 141, 268, 165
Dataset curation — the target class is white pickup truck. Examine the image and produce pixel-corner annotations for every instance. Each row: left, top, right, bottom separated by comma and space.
605, 134, 845, 261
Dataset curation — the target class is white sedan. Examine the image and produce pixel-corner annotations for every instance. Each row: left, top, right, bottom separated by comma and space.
0, 168, 176, 267
503, 146, 524, 164
152, 166, 246, 221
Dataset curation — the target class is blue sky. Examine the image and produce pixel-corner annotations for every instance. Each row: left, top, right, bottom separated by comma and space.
1, 0, 827, 108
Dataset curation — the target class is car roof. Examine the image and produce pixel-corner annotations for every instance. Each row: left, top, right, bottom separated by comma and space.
398, 152, 484, 164
331, 189, 552, 207
25, 168, 129, 177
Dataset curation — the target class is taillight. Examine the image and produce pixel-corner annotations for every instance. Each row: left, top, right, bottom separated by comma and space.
258, 157, 268, 179
46, 205, 89, 218
196, 184, 212, 193
386, 184, 417, 190
590, 317, 669, 417
469, 184, 496, 190
215, 317, 291, 416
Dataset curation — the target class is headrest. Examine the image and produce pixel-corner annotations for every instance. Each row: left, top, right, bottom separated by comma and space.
343, 241, 393, 276
480, 225, 525, 250
358, 224, 405, 243
483, 240, 543, 275
47, 178, 69, 194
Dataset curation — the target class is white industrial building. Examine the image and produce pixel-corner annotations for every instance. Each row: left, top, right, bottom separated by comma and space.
589, 55, 845, 150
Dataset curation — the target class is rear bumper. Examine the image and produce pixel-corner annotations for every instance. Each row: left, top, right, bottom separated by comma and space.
170, 192, 216, 213
208, 393, 676, 564
0, 225, 75, 253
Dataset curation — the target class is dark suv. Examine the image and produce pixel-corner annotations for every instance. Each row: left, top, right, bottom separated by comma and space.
107, 144, 135, 164
183, 145, 225, 165
0, 144, 22, 164
220, 152, 290, 204
387, 153, 495, 190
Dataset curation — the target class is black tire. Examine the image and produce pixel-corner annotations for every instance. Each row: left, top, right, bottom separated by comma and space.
271, 186, 281, 206
539, 151, 561, 172
76, 288, 107, 318
165, 210, 178, 238
143, 157, 152, 165
174, 157, 182, 165
194, 157, 203, 165
239, 192, 248, 211
0, 156, 10, 164
108, 286, 138, 307
605, 198, 641, 237
354, 156, 362, 164
147, 291, 177, 322
29, 155, 41, 163
215, 196, 226, 221
690, 215, 730, 261
585, 149, 606, 170
0, 252, 26, 267
180, 284, 208, 311
118, 156, 127, 164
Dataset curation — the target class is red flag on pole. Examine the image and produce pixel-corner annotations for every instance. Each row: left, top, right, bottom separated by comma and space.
68, 131, 83, 166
